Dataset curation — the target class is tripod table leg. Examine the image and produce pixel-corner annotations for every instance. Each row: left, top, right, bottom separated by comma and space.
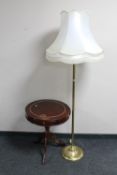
42, 127, 49, 164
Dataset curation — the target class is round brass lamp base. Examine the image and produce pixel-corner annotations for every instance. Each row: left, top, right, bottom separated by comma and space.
62, 145, 84, 161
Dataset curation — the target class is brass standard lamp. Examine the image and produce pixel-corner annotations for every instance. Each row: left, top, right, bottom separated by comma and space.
46, 10, 104, 161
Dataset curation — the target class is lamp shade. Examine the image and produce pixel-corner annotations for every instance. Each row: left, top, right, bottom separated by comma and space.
46, 10, 104, 64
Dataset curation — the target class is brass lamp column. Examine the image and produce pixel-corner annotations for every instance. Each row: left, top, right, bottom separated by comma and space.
62, 64, 84, 161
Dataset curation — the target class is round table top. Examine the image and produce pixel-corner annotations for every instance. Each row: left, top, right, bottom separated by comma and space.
25, 99, 71, 126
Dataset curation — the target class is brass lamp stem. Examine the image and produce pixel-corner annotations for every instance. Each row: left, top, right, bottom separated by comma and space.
71, 64, 75, 146
62, 64, 84, 161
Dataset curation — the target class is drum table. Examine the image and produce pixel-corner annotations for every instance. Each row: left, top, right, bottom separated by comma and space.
25, 99, 70, 164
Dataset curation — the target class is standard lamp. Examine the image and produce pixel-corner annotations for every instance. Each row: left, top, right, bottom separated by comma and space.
46, 10, 104, 161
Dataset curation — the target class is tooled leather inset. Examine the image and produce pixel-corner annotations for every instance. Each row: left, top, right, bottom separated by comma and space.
28, 102, 67, 121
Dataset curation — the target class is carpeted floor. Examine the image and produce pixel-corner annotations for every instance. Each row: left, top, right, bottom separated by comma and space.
0, 133, 117, 175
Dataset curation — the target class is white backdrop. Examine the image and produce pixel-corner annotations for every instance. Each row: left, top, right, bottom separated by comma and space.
0, 0, 116, 134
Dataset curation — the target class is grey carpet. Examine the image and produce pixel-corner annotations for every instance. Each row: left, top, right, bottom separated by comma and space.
0, 133, 117, 175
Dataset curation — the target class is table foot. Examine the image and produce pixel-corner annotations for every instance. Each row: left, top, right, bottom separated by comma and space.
34, 129, 66, 164
47, 133, 65, 146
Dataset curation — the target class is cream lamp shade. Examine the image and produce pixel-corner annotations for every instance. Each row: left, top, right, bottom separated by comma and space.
46, 10, 104, 64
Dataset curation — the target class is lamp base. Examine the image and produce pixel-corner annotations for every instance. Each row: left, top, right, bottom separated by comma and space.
62, 145, 84, 161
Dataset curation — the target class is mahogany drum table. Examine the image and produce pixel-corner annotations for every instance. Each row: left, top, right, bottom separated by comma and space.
25, 99, 70, 164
